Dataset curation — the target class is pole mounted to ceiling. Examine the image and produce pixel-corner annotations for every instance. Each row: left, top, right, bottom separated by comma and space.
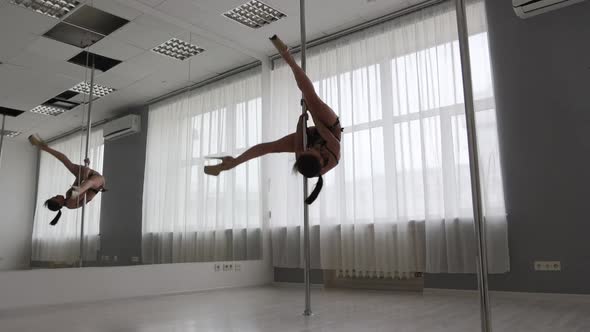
454, 0, 491, 331
299, 0, 313, 318
79, 54, 96, 268
0, 107, 25, 171
0, 114, 5, 170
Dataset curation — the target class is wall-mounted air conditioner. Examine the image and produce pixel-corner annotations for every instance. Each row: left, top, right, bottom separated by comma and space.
103, 114, 140, 141
513, 0, 585, 18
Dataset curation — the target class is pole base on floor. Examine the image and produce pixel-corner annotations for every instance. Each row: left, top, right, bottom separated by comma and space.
303, 310, 313, 317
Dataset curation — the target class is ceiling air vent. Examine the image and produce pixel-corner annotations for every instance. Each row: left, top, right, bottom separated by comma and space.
152, 38, 205, 61
68, 51, 122, 72
70, 82, 115, 98
42, 5, 129, 48
223, 0, 286, 29
1, 130, 22, 138
30, 105, 69, 116
10, 0, 80, 19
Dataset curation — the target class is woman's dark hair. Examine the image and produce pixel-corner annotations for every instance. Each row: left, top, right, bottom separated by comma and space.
293, 154, 324, 205
44, 198, 63, 226
44, 198, 62, 211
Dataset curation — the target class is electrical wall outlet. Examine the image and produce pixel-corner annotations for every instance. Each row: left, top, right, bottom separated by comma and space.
102, 255, 110, 261
235, 263, 241, 271
113, 256, 118, 262
534, 261, 561, 271
131, 256, 140, 263
214, 263, 221, 272
223, 264, 233, 271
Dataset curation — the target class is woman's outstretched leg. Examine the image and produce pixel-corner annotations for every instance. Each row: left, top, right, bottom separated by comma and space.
270, 35, 338, 126
204, 133, 296, 176
29, 134, 81, 176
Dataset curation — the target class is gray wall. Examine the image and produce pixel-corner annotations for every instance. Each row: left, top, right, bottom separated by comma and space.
98, 108, 148, 266
0, 139, 38, 270
426, 0, 590, 294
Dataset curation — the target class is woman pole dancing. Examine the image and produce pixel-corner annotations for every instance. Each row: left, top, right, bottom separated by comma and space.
205, 35, 341, 204
29, 134, 106, 225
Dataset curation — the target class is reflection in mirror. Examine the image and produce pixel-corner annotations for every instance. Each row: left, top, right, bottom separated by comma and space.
140, 31, 263, 264
0, 2, 261, 271
30, 39, 105, 269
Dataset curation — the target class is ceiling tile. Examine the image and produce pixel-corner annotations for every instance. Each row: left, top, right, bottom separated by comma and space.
123, 76, 177, 100
90, 0, 143, 22
94, 70, 141, 90
154, 0, 204, 25
129, 50, 178, 70
90, 37, 145, 61
25, 37, 81, 61
0, 3, 58, 35
108, 21, 173, 50
7, 51, 87, 81
104, 59, 151, 83
133, 13, 186, 37
0, 110, 47, 135
137, 0, 167, 7
0, 30, 38, 61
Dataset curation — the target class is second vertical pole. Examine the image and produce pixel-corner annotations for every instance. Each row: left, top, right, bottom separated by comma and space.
300, 0, 312, 317
454, 0, 491, 331
0, 115, 6, 170
79, 56, 96, 268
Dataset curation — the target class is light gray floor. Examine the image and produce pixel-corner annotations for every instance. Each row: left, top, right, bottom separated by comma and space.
1, 286, 589, 332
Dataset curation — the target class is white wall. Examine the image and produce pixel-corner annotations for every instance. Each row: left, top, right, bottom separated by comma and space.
0, 139, 38, 271
0, 259, 273, 310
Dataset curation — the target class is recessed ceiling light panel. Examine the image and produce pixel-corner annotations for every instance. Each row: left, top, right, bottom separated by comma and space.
152, 38, 205, 61
70, 82, 115, 98
223, 0, 286, 29
1, 130, 22, 138
11, 0, 81, 19
30, 105, 67, 116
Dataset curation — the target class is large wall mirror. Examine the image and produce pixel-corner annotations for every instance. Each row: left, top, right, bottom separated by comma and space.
0, 1, 262, 271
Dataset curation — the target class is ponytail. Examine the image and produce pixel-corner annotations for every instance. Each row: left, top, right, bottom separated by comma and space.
49, 210, 62, 226
305, 175, 323, 205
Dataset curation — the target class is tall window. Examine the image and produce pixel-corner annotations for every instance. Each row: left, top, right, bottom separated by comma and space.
142, 70, 262, 263
31, 129, 104, 264
269, 0, 508, 277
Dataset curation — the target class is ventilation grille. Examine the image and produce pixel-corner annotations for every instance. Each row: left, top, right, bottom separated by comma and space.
11, 0, 80, 19
223, 0, 286, 29
152, 38, 205, 61
70, 82, 115, 98
1, 130, 21, 138
30, 105, 68, 116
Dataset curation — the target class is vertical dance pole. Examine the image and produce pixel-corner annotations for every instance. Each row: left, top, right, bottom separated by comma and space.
79, 55, 96, 268
300, 0, 312, 317
0, 114, 5, 169
0, 107, 24, 170
454, 0, 491, 331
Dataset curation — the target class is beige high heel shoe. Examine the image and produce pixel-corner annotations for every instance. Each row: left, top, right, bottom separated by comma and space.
269, 34, 289, 55
28, 133, 46, 147
204, 156, 235, 176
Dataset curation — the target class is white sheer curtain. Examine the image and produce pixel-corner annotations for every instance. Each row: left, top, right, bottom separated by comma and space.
31, 129, 104, 263
268, 0, 508, 277
142, 69, 263, 264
